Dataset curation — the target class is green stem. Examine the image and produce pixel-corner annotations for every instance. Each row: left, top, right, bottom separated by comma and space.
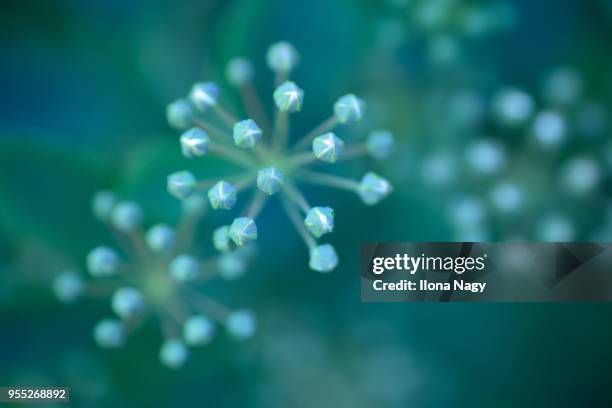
338, 144, 368, 161
241, 82, 272, 137
209, 144, 257, 169
192, 117, 232, 142
127, 228, 152, 267
124, 310, 150, 335
245, 190, 268, 219
109, 227, 140, 266
273, 110, 289, 152
214, 105, 239, 129
275, 72, 289, 88
280, 195, 316, 249
295, 170, 360, 192
286, 151, 317, 169
254, 144, 271, 162
235, 173, 257, 191
196, 173, 255, 192
157, 308, 180, 339
283, 181, 311, 213
185, 288, 231, 322
176, 200, 208, 253
291, 116, 338, 152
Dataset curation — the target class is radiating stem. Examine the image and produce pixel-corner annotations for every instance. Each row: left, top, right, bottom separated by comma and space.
241, 82, 271, 136
235, 173, 257, 191
214, 105, 239, 129
158, 308, 180, 339
283, 181, 311, 213
275, 72, 288, 88
245, 190, 268, 219
176, 222, 197, 255
254, 144, 270, 161
286, 151, 317, 169
280, 195, 316, 250
176, 200, 208, 253
127, 229, 152, 267
295, 170, 360, 192
161, 298, 186, 327
209, 144, 257, 169
291, 116, 338, 152
174, 299, 194, 328
124, 310, 150, 335
338, 144, 368, 161
273, 110, 289, 151
185, 288, 231, 322
196, 173, 255, 191
192, 117, 232, 142
176, 220, 197, 254
109, 226, 140, 264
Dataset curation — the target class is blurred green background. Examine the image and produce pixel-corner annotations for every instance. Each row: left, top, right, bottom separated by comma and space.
2, 0, 612, 406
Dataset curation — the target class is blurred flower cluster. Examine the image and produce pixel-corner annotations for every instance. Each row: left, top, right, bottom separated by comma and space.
54, 191, 255, 369
418, 66, 610, 242
375, 0, 517, 67
366, 0, 611, 243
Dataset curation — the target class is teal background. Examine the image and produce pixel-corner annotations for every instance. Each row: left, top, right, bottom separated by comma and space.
1, 0, 612, 406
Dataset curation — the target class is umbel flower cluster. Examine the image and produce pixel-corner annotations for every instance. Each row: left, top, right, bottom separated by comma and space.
53, 192, 255, 369
419, 66, 610, 242
375, 0, 516, 66
166, 42, 394, 272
